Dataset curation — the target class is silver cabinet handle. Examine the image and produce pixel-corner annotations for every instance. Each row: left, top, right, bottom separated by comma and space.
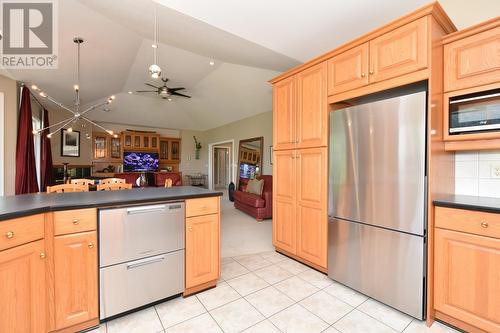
126, 205, 166, 215
126, 255, 165, 269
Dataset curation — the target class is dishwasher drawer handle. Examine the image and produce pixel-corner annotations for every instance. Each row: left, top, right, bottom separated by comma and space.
126, 255, 165, 269
126, 205, 166, 215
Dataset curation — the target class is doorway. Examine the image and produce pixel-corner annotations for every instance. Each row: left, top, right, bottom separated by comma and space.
208, 139, 235, 191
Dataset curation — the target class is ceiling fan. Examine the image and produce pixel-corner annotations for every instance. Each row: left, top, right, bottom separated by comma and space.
136, 78, 191, 100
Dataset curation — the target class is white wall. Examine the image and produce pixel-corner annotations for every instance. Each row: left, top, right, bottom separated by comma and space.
455, 150, 500, 198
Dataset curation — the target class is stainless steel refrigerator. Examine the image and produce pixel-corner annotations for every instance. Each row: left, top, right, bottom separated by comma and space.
328, 89, 427, 319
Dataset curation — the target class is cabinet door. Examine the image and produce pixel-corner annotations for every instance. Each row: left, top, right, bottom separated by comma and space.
0, 240, 46, 333
110, 137, 121, 160
170, 140, 181, 161
185, 214, 220, 289
369, 17, 428, 83
296, 148, 327, 268
328, 43, 369, 95
273, 150, 297, 254
273, 76, 296, 150
54, 231, 98, 330
434, 228, 500, 332
296, 62, 328, 148
444, 25, 500, 92
93, 134, 107, 160
160, 139, 169, 160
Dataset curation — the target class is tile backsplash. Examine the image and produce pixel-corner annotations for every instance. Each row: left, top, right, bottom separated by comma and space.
455, 150, 500, 198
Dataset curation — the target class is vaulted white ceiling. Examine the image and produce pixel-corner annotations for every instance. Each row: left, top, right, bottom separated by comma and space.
3, 0, 499, 130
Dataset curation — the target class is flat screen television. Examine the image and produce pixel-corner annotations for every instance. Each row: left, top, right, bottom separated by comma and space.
239, 163, 257, 179
123, 152, 159, 172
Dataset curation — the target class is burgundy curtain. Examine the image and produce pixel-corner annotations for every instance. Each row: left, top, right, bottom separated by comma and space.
40, 109, 53, 192
15, 87, 39, 194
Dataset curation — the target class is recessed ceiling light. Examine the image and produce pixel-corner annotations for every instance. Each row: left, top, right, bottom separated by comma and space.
209, 61, 215, 66
128, 91, 133, 94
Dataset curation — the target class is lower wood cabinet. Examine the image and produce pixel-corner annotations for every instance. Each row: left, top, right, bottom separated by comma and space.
185, 213, 220, 291
273, 147, 327, 269
434, 227, 500, 332
0, 239, 46, 333
54, 231, 98, 330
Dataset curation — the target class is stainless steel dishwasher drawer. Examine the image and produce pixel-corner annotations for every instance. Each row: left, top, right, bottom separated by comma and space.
100, 250, 184, 319
99, 202, 185, 267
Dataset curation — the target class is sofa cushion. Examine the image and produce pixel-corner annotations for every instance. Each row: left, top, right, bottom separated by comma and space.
233, 191, 265, 208
246, 178, 264, 196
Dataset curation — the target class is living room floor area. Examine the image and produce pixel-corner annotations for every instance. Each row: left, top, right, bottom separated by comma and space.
220, 190, 274, 258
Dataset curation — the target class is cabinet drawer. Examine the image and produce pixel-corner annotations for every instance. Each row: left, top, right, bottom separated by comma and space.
435, 206, 500, 239
53, 209, 97, 236
186, 197, 219, 217
0, 214, 44, 251
444, 25, 500, 92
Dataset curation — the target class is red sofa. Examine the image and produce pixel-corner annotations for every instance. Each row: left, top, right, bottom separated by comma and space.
233, 175, 272, 221
153, 172, 182, 187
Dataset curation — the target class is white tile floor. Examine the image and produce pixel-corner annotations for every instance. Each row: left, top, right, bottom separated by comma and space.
89, 252, 462, 333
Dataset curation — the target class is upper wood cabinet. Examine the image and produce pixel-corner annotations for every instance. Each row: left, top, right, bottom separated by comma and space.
273, 150, 297, 254
296, 62, 328, 148
159, 137, 182, 164
328, 43, 369, 95
434, 228, 500, 333
185, 213, 220, 290
296, 148, 327, 268
54, 231, 98, 330
93, 132, 121, 162
273, 62, 327, 150
0, 240, 46, 333
369, 17, 428, 83
273, 76, 296, 150
444, 24, 500, 92
328, 17, 428, 96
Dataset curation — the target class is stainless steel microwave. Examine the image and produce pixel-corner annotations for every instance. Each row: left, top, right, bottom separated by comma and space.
449, 88, 500, 134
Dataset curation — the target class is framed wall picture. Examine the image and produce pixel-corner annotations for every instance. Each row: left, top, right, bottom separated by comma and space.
61, 129, 80, 157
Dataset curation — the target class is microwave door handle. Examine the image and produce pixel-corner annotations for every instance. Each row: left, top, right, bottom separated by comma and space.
126, 255, 165, 269
126, 205, 166, 215
450, 92, 500, 105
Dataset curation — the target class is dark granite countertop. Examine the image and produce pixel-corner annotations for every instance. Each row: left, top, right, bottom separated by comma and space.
0, 186, 222, 221
433, 194, 500, 214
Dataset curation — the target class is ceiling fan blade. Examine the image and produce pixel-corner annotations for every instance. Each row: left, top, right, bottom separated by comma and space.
171, 91, 191, 98
144, 83, 160, 89
136, 90, 158, 93
168, 87, 185, 92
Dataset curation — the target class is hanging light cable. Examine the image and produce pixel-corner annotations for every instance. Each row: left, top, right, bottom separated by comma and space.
148, 5, 161, 79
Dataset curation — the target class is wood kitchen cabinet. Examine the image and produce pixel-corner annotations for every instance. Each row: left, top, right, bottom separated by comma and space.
273, 150, 296, 254
444, 22, 500, 92
273, 76, 296, 150
327, 43, 369, 95
93, 132, 121, 162
273, 62, 327, 150
0, 239, 46, 333
184, 197, 221, 295
273, 148, 327, 269
53, 231, 98, 330
434, 206, 500, 332
369, 17, 427, 83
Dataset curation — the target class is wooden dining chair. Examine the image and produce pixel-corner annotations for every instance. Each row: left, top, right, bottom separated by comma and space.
164, 178, 173, 188
100, 178, 126, 185
96, 183, 132, 191
47, 184, 89, 193
71, 179, 95, 186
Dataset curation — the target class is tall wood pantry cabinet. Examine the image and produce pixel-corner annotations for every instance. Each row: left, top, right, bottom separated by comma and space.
272, 61, 328, 270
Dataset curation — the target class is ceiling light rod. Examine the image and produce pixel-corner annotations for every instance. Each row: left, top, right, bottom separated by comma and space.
46, 117, 78, 138
73, 37, 84, 109
148, 5, 161, 79
80, 115, 117, 137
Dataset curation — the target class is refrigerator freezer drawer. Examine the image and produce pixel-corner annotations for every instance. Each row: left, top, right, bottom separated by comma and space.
100, 250, 184, 319
328, 218, 425, 319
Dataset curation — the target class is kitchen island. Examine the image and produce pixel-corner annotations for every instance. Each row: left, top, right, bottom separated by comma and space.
0, 186, 222, 333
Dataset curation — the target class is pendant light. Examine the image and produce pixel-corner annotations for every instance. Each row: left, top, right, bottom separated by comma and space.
149, 6, 161, 79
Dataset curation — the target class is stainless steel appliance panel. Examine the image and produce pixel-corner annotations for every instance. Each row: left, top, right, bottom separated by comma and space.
100, 203, 185, 267
328, 218, 424, 319
329, 91, 426, 235
100, 250, 184, 319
